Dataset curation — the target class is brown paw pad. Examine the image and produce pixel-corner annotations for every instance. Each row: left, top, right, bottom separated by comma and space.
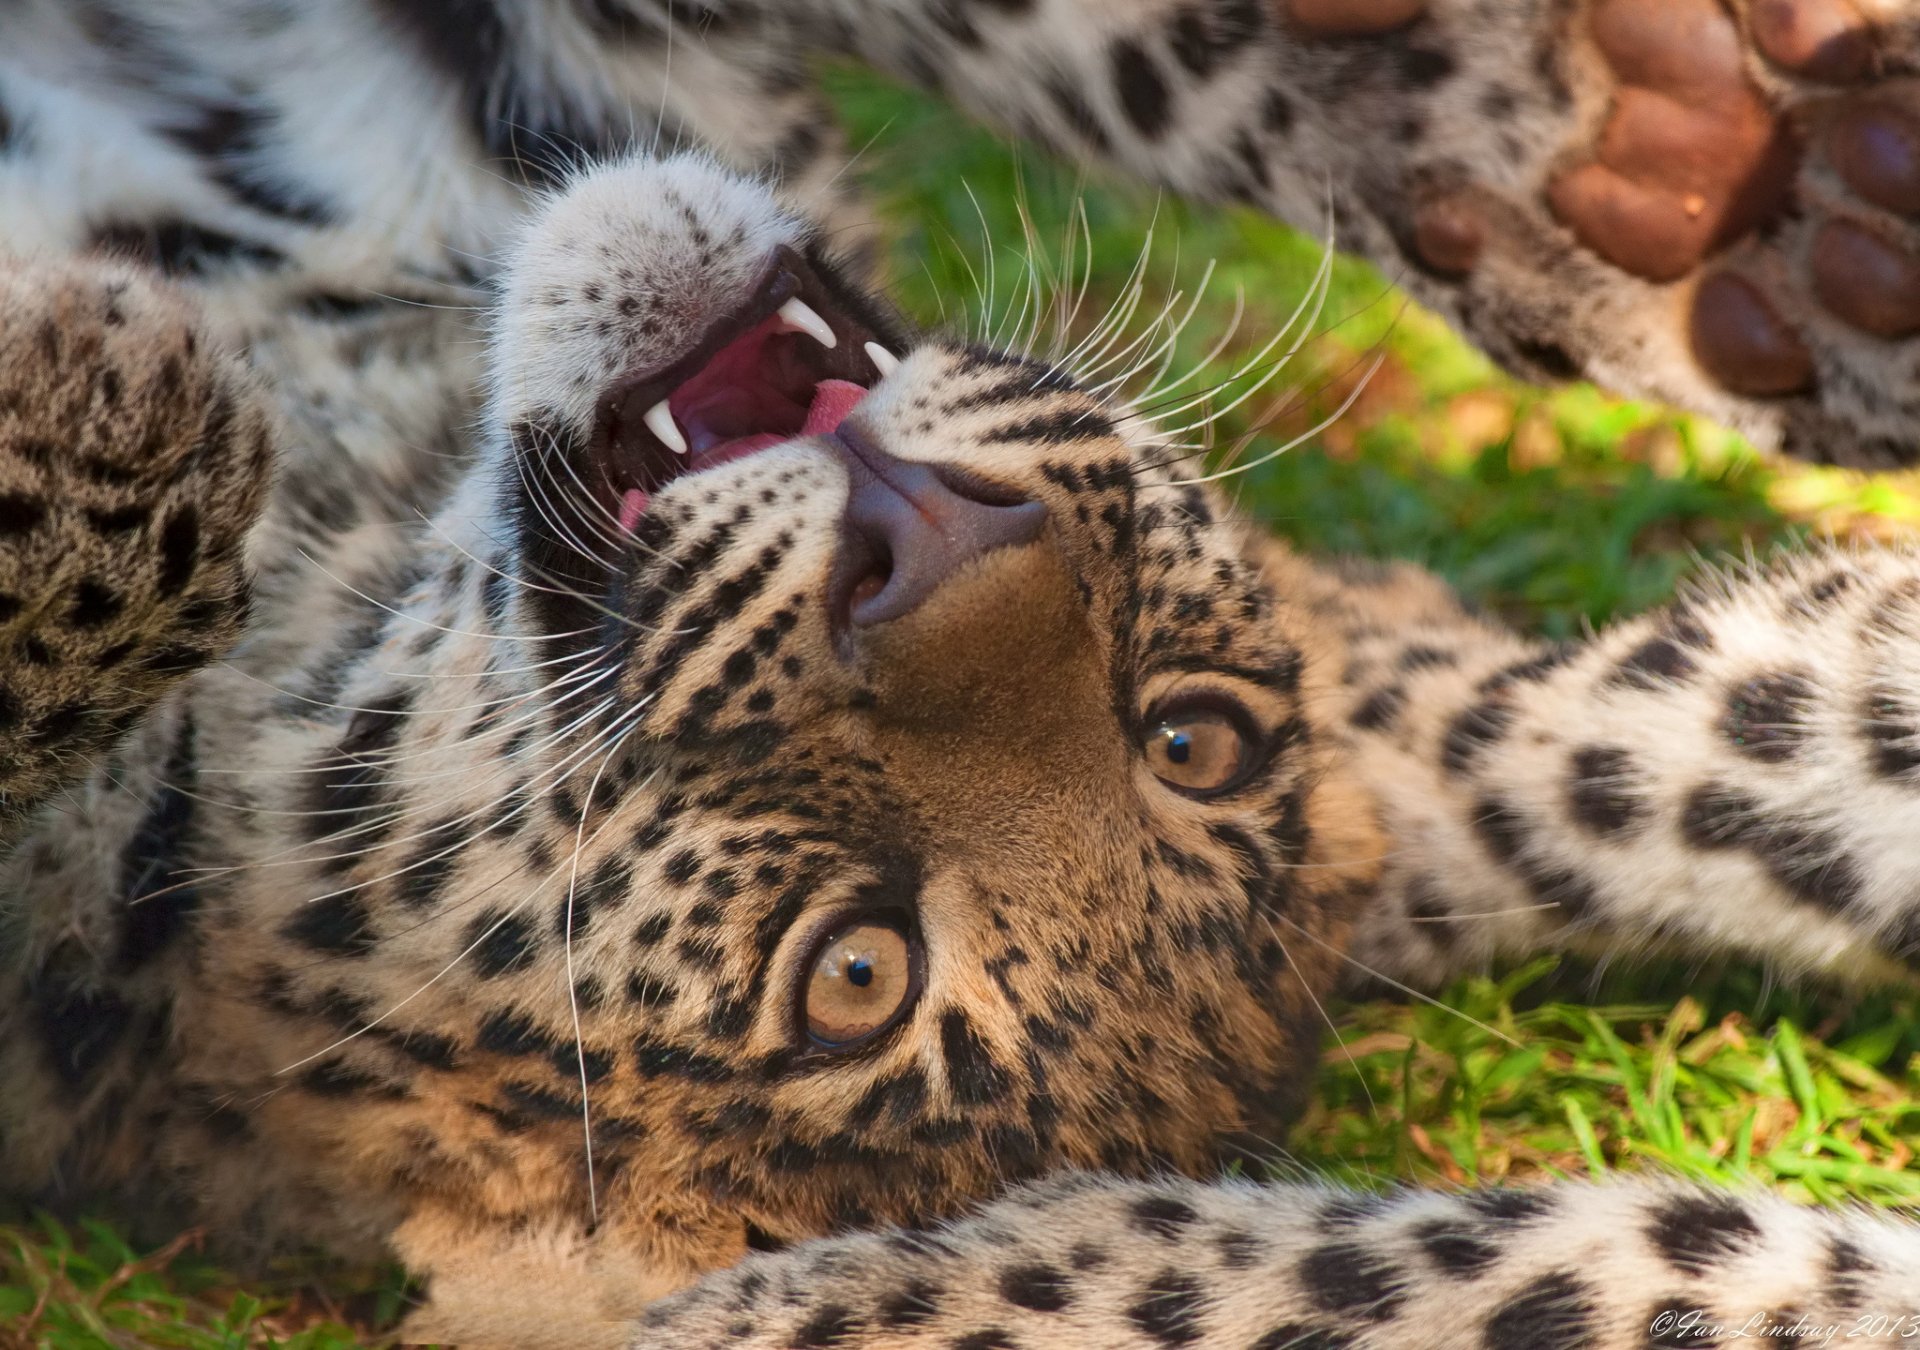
1750, 0, 1876, 84
1826, 95, 1920, 215
1411, 193, 1486, 277
1550, 0, 1800, 284
1286, 0, 1426, 38
1689, 271, 1815, 396
1811, 219, 1920, 339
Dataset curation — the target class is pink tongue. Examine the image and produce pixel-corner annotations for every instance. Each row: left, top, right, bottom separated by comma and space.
802, 379, 869, 437
618, 488, 648, 534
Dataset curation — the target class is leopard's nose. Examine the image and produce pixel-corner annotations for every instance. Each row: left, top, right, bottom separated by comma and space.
829, 427, 1049, 631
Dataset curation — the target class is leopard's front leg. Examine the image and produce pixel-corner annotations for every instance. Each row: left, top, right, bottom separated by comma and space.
1286, 542, 1920, 991
0, 257, 271, 851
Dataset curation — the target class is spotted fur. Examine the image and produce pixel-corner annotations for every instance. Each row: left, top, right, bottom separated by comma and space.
5, 5, 1920, 1349
639, 1173, 1920, 1348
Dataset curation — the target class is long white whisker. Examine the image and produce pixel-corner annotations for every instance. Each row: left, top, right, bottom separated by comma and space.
1162, 350, 1384, 487
1130, 235, 1335, 435
1267, 909, 1520, 1048
561, 722, 650, 1225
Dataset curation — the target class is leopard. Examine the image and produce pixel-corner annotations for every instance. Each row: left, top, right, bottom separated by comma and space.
6, 2, 1920, 1348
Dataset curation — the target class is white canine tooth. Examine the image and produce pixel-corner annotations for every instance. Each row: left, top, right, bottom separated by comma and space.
864, 341, 901, 378
642, 399, 688, 455
777, 297, 838, 349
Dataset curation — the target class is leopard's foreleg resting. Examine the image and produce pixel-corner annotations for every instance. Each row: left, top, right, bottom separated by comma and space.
1298, 544, 1920, 991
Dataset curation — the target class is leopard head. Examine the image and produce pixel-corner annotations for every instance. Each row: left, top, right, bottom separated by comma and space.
255, 156, 1383, 1290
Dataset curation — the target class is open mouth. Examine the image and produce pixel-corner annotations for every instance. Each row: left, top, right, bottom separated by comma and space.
590, 247, 902, 532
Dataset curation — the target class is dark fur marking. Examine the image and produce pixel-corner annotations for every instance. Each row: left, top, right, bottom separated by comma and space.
67, 578, 124, 629
1130, 1193, 1199, 1240
1250, 1327, 1355, 1350
1566, 745, 1644, 836
1649, 1195, 1762, 1275
1402, 873, 1458, 952
790, 1305, 862, 1348
555, 855, 631, 938
1213, 1229, 1262, 1270
466, 908, 539, 977
1863, 688, 1920, 778
281, 893, 378, 958
1395, 45, 1457, 88
1298, 1241, 1406, 1320
999, 1263, 1072, 1313
634, 1035, 733, 1083
500, 1080, 581, 1120
301, 1058, 402, 1098
1477, 645, 1575, 694
157, 506, 201, 597
478, 1008, 560, 1059
1169, 0, 1261, 76
1129, 1270, 1205, 1345
951, 1333, 1018, 1350
89, 219, 285, 275
160, 98, 334, 224
370, 0, 627, 185
1473, 798, 1596, 920
1111, 38, 1173, 138
386, 1028, 459, 1071
1442, 700, 1514, 774
1614, 637, 1697, 689
625, 972, 678, 1008
304, 692, 409, 862
1397, 644, 1455, 671
1348, 684, 1404, 732
985, 407, 1115, 445
0, 493, 46, 535
1465, 1190, 1552, 1222
115, 719, 201, 972
1412, 1218, 1500, 1276
1485, 1270, 1595, 1350
29, 968, 134, 1090
876, 1278, 944, 1328
1044, 73, 1113, 151
397, 824, 461, 911
1722, 670, 1815, 763
1679, 785, 1862, 912
940, 1008, 1012, 1106
85, 504, 148, 535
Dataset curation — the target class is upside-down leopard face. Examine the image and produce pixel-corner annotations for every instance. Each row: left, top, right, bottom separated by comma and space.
219, 156, 1381, 1285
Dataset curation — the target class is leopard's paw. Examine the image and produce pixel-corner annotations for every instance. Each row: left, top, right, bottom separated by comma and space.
1282, 0, 1920, 465
0, 257, 273, 831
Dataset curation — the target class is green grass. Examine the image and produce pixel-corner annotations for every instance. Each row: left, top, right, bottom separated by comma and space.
1300, 960, 1920, 1206
0, 1220, 407, 1349
9, 66, 1920, 1347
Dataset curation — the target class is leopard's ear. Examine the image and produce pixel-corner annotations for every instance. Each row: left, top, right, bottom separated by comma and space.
0, 257, 275, 846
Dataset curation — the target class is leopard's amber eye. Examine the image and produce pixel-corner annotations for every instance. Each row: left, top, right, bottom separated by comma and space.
1145, 710, 1253, 794
803, 920, 917, 1049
